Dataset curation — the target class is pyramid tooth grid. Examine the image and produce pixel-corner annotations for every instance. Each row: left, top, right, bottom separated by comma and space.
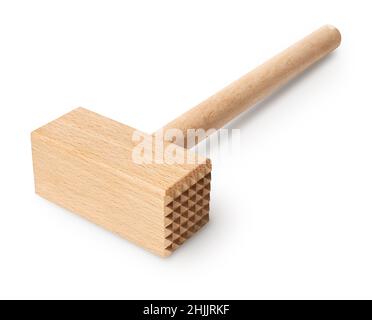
165, 171, 211, 253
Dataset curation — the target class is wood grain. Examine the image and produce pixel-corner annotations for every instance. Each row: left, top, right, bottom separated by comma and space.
31, 108, 211, 256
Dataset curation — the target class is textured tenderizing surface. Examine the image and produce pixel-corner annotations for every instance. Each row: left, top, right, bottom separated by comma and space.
31, 108, 211, 257
165, 172, 211, 253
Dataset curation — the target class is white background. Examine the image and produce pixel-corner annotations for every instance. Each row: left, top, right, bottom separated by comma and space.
0, 0, 371, 300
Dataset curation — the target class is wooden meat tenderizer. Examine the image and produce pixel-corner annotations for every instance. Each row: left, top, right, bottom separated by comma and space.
31, 25, 341, 256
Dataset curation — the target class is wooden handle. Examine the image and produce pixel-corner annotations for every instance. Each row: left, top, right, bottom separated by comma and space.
161, 25, 341, 147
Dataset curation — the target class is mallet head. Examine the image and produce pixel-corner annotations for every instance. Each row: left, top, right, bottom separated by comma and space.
31, 107, 211, 257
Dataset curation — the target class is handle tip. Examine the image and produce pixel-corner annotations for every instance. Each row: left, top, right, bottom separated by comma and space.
323, 24, 342, 48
